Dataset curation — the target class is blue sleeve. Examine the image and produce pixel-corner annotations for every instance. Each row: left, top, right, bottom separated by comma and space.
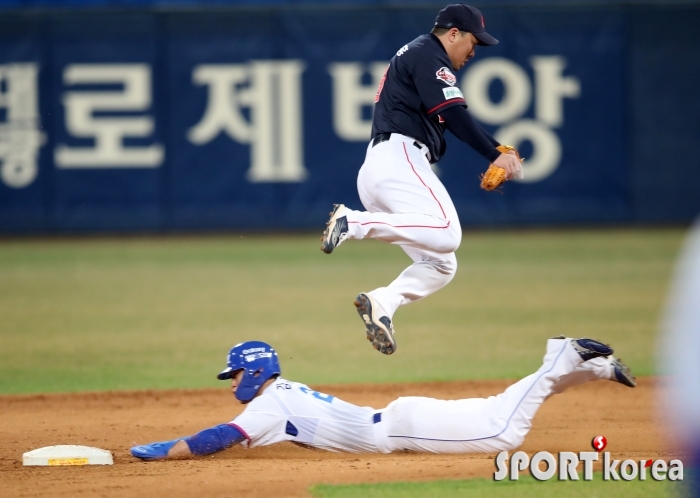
131, 438, 185, 460
184, 424, 246, 456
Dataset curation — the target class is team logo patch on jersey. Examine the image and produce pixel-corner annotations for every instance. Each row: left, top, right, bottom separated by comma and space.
436, 67, 457, 86
442, 87, 464, 100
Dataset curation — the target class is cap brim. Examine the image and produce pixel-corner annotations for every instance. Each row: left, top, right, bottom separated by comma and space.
217, 367, 233, 380
474, 31, 499, 46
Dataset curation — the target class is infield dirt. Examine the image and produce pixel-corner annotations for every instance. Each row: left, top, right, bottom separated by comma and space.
1, 378, 677, 497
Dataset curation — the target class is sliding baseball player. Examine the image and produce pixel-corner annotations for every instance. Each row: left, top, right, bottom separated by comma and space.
131, 337, 635, 459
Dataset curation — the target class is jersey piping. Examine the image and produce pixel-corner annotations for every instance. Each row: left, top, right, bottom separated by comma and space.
227, 423, 251, 442
427, 98, 466, 115
402, 142, 448, 220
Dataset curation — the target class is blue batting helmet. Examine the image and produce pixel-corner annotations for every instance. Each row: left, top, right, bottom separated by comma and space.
216, 341, 281, 403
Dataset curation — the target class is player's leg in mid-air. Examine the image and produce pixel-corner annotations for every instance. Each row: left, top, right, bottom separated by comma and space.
547, 336, 637, 392
355, 245, 457, 354
375, 337, 636, 454
320, 135, 461, 355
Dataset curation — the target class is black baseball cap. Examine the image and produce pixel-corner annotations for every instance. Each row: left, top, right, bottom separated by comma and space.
434, 4, 499, 46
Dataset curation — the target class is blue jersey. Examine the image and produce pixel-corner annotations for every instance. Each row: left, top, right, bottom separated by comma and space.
372, 34, 467, 163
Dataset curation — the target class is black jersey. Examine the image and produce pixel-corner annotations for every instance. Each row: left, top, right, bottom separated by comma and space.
372, 33, 467, 163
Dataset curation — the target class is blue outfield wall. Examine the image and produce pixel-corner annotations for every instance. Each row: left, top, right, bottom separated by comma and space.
0, 3, 698, 232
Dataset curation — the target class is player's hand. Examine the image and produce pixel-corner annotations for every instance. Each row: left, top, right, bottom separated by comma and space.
492, 152, 523, 180
131, 438, 184, 460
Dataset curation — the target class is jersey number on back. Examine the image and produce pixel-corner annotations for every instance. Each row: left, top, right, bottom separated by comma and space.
374, 65, 389, 104
299, 386, 335, 404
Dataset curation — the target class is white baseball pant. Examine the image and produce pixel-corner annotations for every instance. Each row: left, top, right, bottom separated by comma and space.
373, 338, 612, 454
345, 133, 462, 318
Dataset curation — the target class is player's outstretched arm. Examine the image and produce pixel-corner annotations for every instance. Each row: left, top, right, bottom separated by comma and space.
441, 106, 522, 180
441, 106, 500, 162
131, 423, 246, 461
478, 123, 500, 148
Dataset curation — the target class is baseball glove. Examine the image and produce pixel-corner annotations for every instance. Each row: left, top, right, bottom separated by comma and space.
480, 144, 522, 191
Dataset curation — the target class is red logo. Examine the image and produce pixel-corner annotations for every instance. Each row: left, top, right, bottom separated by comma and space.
374, 65, 389, 103
435, 67, 457, 86
591, 435, 607, 452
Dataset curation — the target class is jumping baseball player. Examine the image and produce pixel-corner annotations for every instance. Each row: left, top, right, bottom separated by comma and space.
131, 338, 635, 460
320, 4, 524, 355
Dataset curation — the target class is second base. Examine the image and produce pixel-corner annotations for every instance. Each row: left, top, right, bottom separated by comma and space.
23, 445, 113, 466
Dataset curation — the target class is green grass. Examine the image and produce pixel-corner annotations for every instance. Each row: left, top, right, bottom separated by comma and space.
0, 228, 685, 394
309, 474, 681, 498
